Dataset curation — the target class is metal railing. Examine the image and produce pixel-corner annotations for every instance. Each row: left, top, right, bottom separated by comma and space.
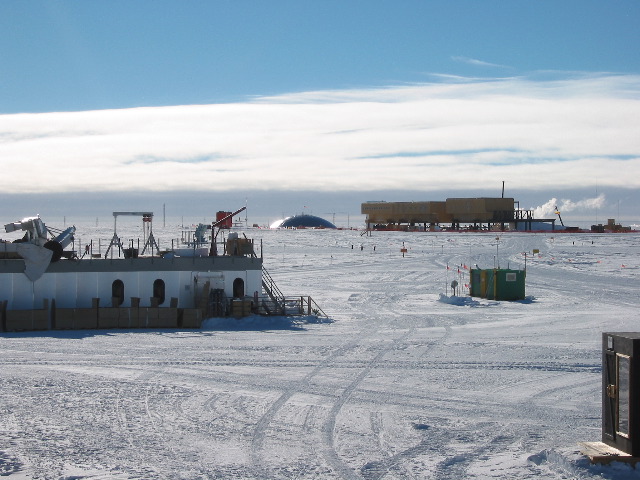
260, 267, 328, 318
261, 267, 285, 314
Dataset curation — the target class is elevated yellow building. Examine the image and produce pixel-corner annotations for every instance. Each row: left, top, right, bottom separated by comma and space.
362, 197, 531, 230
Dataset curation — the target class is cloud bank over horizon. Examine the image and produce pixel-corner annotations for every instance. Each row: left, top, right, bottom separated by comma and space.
1, 73, 639, 201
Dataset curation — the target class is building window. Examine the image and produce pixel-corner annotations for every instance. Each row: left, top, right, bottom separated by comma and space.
153, 279, 166, 305
112, 279, 124, 306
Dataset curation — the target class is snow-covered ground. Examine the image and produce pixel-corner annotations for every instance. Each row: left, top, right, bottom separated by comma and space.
1, 226, 640, 479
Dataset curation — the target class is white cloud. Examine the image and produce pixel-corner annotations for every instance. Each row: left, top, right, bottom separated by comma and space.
0, 73, 639, 196
451, 56, 510, 69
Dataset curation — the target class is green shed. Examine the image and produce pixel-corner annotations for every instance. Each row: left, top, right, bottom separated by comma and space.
469, 268, 526, 301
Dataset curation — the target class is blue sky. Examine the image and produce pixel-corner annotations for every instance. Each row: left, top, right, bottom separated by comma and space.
1, 1, 639, 225
2, 1, 638, 113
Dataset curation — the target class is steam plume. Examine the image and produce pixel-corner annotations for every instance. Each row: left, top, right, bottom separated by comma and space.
532, 194, 606, 218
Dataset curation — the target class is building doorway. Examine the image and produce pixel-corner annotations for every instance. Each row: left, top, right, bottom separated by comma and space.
233, 278, 245, 298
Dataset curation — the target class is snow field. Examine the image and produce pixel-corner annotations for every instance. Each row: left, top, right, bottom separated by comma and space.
1, 227, 639, 479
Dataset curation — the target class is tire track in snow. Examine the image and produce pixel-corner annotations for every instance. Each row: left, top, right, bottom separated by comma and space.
114, 380, 143, 449
249, 337, 367, 478
248, 262, 442, 478
431, 425, 517, 480
113, 368, 198, 477
526, 375, 597, 405
320, 327, 432, 480
359, 414, 428, 480
248, 313, 440, 478
360, 432, 443, 480
351, 326, 453, 479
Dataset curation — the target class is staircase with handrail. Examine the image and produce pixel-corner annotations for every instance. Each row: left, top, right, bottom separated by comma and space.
260, 267, 328, 319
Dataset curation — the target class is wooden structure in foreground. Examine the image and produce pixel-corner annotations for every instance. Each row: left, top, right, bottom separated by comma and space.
578, 332, 640, 466
579, 441, 640, 466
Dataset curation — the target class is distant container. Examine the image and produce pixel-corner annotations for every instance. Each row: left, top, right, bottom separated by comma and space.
469, 268, 526, 301
602, 332, 640, 456
216, 211, 232, 229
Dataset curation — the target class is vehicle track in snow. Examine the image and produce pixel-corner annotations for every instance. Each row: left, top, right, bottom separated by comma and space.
248, 335, 364, 478
249, 249, 454, 478
316, 321, 454, 479
319, 327, 421, 479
